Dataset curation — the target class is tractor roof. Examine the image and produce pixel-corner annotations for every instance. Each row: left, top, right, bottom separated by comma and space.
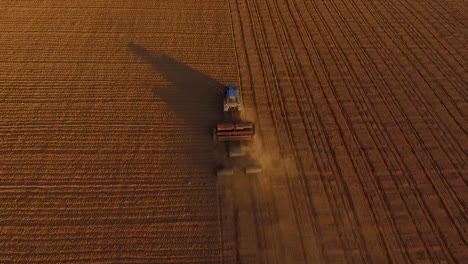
227, 84, 239, 97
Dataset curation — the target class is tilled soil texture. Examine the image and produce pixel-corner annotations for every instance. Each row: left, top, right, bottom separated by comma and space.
0, 1, 238, 263
220, 0, 467, 263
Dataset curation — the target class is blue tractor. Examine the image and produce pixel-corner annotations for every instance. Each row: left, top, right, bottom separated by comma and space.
214, 84, 262, 176
223, 84, 243, 112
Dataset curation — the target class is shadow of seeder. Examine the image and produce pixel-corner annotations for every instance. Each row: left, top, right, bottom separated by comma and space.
128, 42, 225, 130
128, 42, 262, 176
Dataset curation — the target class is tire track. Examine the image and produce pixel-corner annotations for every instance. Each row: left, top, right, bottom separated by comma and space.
266, 0, 378, 262
322, 0, 464, 260
249, 0, 342, 261
307, 2, 417, 262
299, 1, 411, 262
224, 0, 287, 262
336, 0, 464, 260
379, 0, 468, 115
226, 0, 328, 260
225, 0, 466, 262
285, 1, 398, 262
354, 0, 468, 253
322, 1, 460, 260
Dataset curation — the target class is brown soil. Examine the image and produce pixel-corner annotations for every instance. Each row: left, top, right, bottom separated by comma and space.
221, 0, 467, 263
0, 1, 236, 263
1, 0, 466, 263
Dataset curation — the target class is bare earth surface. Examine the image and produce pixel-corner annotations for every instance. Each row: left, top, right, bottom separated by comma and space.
0, 1, 237, 263
0, 0, 467, 263
221, 0, 467, 263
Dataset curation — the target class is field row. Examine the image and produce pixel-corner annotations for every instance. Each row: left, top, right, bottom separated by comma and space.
223, 0, 467, 263
0, 0, 238, 262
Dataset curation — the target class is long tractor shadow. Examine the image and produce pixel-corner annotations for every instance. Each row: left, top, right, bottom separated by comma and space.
128, 43, 266, 262
128, 42, 233, 173
128, 42, 225, 130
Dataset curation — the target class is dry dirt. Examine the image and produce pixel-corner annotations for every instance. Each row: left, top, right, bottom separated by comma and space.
0, 0, 467, 263
0, 0, 236, 263
221, 0, 467, 263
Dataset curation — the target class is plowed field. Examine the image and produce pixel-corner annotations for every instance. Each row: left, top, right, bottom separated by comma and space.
0, 0, 236, 263
0, 0, 467, 263
221, 0, 467, 263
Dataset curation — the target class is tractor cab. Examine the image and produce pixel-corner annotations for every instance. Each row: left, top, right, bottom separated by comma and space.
224, 84, 243, 112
